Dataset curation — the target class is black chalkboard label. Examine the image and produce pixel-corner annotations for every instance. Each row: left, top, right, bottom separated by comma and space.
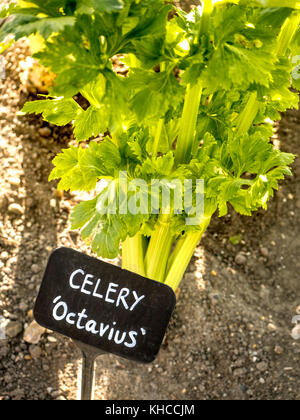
34, 247, 176, 364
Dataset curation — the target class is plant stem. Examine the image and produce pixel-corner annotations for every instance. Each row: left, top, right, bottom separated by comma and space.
152, 62, 166, 157
153, 119, 164, 157
236, 91, 260, 136
166, 235, 185, 274
276, 12, 300, 57
165, 217, 211, 291
144, 214, 174, 282
122, 234, 146, 277
175, 0, 214, 165
199, 0, 213, 37
175, 80, 203, 164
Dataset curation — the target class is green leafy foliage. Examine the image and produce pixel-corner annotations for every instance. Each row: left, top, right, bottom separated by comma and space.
49, 139, 122, 191
22, 97, 80, 126
1, 14, 75, 40
0, 3, 18, 19
0, 1, 78, 41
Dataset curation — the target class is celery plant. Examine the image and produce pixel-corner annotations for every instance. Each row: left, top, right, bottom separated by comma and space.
1, 0, 299, 292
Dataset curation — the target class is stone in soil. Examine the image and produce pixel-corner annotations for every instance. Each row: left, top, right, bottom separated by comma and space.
291, 324, 300, 340
18, 302, 28, 312
29, 345, 42, 359
31, 264, 40, 274
260, 247, 269, 258
8, 203, 24, 215
5, 321, 23, 338
23, 320, 46, 344
8, 177, 21, 187
235, 253, 247, 265
38, 127, 52, 137
257, 362, 268, 372
274, 346, 284, 355
0, 346, 9, 357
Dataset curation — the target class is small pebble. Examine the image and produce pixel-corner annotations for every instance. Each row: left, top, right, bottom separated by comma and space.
1, 251, 9, 260
5, 321, 23, 338
38, 127, 52, 137
31, 264, 40, 274
291, 324, 300, 340
267, 323, 277, 332
23, 320, 46, 344
235, 253, 247, 265
50, 199, 57, 209
19, 302, 28, 312
8, 203, 23, 215
0, 346, 9, 357
29, 345, 42, 359
260, 248, 269, 258
8, 177, 21, 187
257, 362, 268, 372
274, 346, 284, 355
51, 390, 60, 398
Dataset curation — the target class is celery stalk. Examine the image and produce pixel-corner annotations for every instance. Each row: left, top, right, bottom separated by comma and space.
276, 12, 300, 57
236, 91, 260, 136
200, 0, 213, 37
122, 234, 146, 277
164, 217, 211, 291
144, 214, 174, 283
175, 81, 203, 164
166, 236, 186, 274
152, 119, 164, 157
175, 0, 214, 164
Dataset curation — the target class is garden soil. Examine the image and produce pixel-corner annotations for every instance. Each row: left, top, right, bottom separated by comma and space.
0, 1, 300, 400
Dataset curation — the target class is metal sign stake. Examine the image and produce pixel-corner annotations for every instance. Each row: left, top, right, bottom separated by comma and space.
74, 340, 105, 401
